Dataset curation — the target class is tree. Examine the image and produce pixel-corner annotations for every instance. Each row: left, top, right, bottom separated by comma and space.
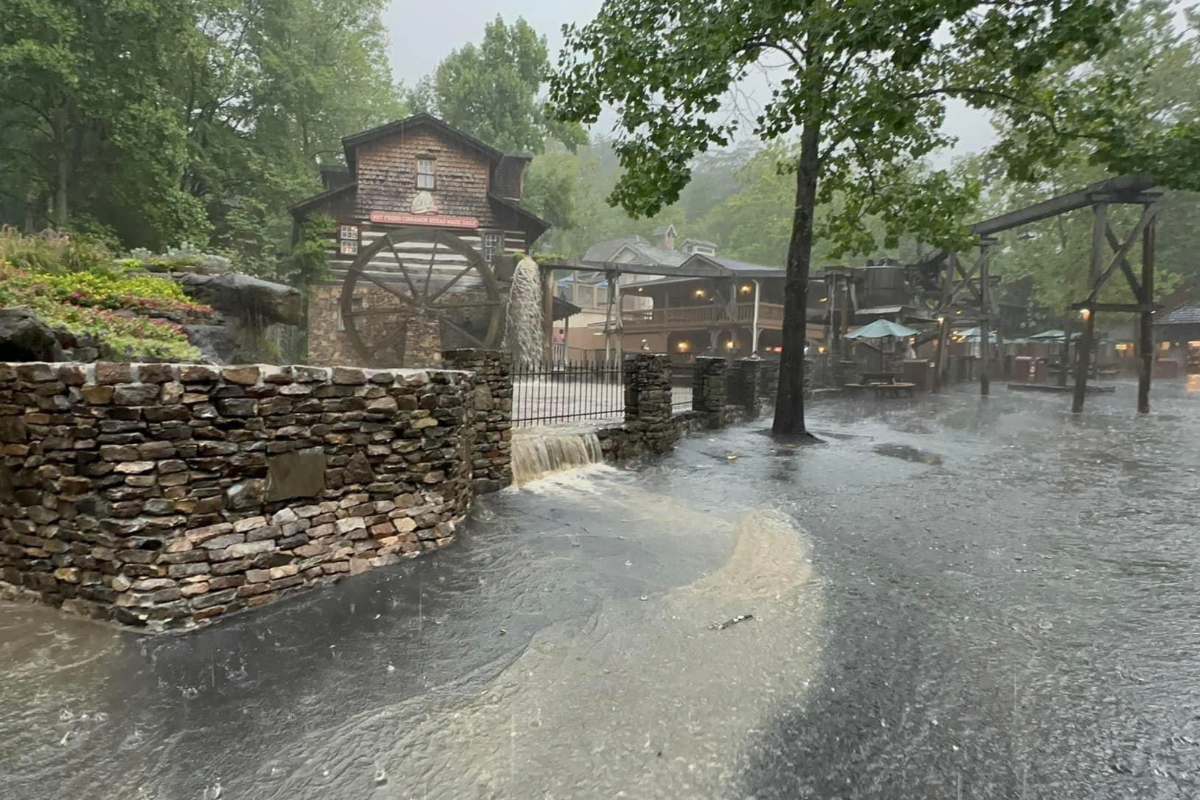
550, 0, 1150, 438
0, 0, 208, 245
427, 16, 585, 154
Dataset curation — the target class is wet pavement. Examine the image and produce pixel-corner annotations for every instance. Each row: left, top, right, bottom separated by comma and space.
4, 377, 1200, 798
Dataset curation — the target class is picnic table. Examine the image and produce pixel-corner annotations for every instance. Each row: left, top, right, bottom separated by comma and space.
843, 371, 916, 399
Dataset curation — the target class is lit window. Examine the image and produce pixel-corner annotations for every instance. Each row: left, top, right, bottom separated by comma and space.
481, 231, 502, 267
337, 297, 363, 332
339, 239, 359, 255
340, 225, 359, 241
416, 158, 436, 190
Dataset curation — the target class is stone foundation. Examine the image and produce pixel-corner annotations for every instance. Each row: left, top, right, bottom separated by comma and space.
441, 349, 513, 493
0, 359, 492, 630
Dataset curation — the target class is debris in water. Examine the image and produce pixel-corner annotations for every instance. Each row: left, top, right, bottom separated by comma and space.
499, 628, 508, 635
709, 614, 754, 631
387, 664, 395, 673
374, 768, 388, 785
640, 595, 648, 601
727, 455, 738, 461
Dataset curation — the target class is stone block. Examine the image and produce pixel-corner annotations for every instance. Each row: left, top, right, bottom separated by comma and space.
265, 449, 327, 502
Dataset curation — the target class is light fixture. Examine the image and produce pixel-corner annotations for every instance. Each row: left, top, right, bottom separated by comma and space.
695, 289, 706, 298
819, 297, 828, 303
1080, 308, 1091, 320
937, 316, 945, 324
740, 284, 753, 294
818, 346, 826, 354
725, 340, 735, 350
677, 341, 691, 353
955, 310, 963, 315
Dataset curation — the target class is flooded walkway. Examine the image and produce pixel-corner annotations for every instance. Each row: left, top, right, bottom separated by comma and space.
3, 379, 1200, 798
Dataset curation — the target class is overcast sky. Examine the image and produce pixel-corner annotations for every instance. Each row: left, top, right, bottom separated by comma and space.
383, 0, 996, 158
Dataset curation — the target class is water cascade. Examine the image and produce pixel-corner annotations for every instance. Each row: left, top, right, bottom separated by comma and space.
505, 256, 544, 369
512, 429, 605, 486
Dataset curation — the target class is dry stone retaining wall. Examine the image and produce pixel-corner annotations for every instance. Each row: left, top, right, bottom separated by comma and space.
0, 359, 484, 630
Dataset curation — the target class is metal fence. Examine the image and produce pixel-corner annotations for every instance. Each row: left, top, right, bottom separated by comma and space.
670, 362, 695, 413
512, 360, 625, 428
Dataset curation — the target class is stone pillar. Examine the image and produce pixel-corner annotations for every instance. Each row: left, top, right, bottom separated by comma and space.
441, 349, 513, 493
692, 357, 728, 426
623, 353, 676, 454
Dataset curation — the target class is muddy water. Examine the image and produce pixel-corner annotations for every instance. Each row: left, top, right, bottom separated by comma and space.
3, 378, 1200, 799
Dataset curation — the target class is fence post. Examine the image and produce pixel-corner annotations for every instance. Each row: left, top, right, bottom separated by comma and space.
693, 357, 728, 427
441, 349, 513, 493
623, 353, 677, 453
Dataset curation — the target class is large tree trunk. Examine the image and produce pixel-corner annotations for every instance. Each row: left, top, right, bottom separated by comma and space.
772, 119, 821, 437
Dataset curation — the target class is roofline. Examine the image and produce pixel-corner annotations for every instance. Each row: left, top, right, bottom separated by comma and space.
290, 182, 357, 219
341, 113, 532, 169
489, 193, 550, 242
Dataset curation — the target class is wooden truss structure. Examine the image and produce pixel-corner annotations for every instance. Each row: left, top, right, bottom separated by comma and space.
919, 175, 1163, 413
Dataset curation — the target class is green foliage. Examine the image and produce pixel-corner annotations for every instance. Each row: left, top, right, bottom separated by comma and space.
420, 16, 587, 154
0, 0, 403, 273
0, 227, 115, 275
0, 262, 203, 359
281, 214, 334, 292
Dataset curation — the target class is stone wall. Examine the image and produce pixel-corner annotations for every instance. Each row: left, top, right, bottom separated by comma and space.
441, 349, 513, 493
307, 284, 446, 369
0, 360, 482, 630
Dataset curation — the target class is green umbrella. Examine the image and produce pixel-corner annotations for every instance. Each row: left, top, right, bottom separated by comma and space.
844, 319, 920, 339
1029, 329, 1081, 341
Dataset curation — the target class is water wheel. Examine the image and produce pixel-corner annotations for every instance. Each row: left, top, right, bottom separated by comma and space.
339, 227, 505, 367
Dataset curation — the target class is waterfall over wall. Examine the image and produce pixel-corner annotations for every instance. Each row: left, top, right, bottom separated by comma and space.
505, 256, 544, 369
512, 430, 605, 486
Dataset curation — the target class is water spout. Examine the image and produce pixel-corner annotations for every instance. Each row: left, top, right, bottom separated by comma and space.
505, 256, 544, 369
512, 429, 605, 486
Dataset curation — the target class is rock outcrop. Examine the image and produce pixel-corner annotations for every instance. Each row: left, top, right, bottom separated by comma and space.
0, 307, 63, 362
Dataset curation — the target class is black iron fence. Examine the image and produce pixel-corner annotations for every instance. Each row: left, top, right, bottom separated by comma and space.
512, 360, 625, 428
670, 362, 695, 413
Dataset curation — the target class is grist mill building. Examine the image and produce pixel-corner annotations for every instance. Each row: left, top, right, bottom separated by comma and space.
290, 114, 550, 368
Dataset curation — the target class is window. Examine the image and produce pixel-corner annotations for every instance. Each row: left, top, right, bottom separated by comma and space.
339, 239, 359, 255
340, 224, 358, 241
417, 158, 436, 190
339, 224, 359, 255
481, 231, 503, 267
337, 297, 363, 332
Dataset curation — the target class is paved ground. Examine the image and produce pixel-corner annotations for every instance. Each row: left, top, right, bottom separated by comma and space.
3, 376, 1200, 799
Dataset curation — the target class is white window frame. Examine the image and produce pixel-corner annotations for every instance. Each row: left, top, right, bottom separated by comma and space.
481, 230, 503, 267
340, 224, 359, 241
416, 158, 436, 190
339, 239, 359, 255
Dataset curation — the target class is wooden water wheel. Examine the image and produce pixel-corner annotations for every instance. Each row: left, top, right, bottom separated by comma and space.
339, 227, 505, 367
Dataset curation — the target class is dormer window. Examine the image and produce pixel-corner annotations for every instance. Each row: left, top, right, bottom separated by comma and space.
417, 157, 436, 190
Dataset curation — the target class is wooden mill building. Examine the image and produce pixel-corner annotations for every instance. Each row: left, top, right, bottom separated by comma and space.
290, 114, 554, 367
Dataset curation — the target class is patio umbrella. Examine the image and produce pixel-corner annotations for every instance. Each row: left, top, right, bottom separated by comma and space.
844, 319, 920, 339
1029, 329, 1081, 341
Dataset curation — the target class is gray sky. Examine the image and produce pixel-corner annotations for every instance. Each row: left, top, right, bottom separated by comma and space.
383, 0, 995, 158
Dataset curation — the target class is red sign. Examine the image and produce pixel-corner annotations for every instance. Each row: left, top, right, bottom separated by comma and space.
369, 211, 479, 229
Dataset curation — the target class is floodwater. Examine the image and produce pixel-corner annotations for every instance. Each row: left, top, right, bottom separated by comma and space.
3, 378, 1200, 798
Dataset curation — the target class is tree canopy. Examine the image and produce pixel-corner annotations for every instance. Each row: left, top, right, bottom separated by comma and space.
0, 0, 403, 271
549, 0, 1194, 435
408, 15, 586, 155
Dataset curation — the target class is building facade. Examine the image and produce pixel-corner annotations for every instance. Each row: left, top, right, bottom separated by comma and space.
291, 114, 550, 368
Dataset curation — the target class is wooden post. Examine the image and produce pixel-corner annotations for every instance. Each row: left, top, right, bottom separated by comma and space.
1073, 203, 1106, 413
1138, 213, 1156, 413
1059, 317, 1072, 387
542, 266, 555, 366
933, 254, 954, 393
979, 243, 991, 397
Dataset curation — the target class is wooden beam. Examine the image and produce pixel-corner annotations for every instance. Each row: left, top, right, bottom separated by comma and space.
1084, 202, 1160, 304
1139, 215, 1156, 414
979, 244, 992, 397
1073, 203, 1106, 413
1104, 225, 1145, 302
1070, 302, 1162, 313
934, 255, 954, 393
969, 175, 1159, 237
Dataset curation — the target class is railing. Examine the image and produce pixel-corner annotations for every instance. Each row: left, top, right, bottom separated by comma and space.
512, 360, 625, 428
670, 362, 695, 413
620, 302, 786, 329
